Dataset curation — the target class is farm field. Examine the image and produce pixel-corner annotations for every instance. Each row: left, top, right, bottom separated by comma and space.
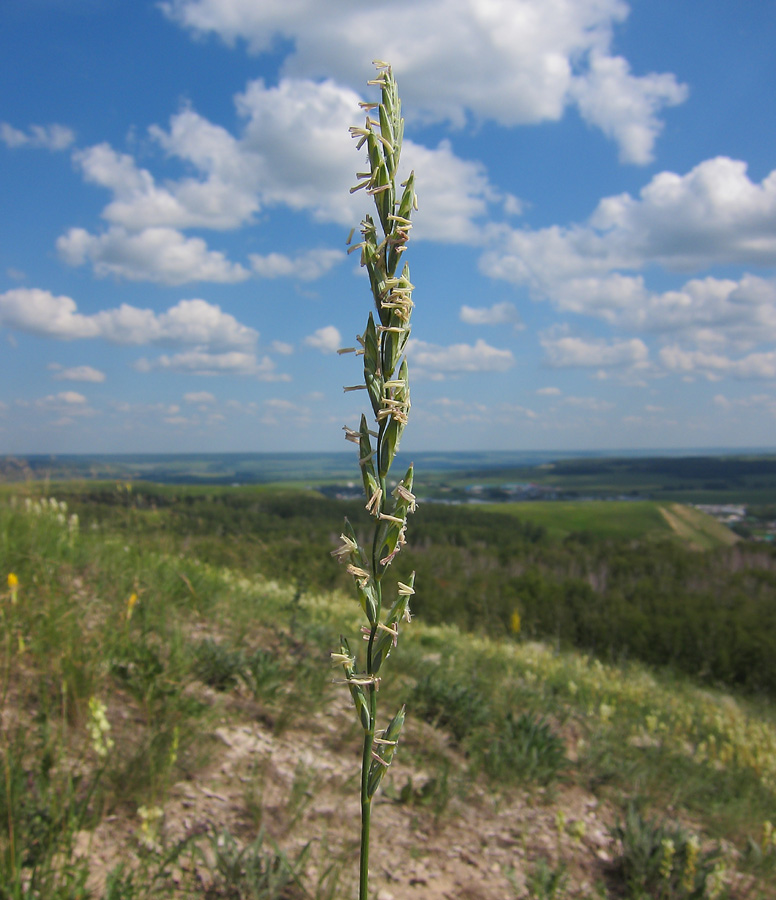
472, 499, 739, 546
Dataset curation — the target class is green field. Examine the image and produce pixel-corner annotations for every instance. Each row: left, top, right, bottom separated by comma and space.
475, 499, 740, 547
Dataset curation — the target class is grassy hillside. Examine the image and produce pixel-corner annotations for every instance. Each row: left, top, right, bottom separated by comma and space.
1, 488, 776, 898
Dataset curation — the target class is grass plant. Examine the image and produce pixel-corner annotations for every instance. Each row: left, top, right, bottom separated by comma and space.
329, 61, 419, 900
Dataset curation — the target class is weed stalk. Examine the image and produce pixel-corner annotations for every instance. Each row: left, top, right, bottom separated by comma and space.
332, 61, 418, 900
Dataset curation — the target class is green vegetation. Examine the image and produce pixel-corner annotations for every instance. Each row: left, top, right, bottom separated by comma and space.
4, 451, 776, 506
420, 453, 776, 505
1, 487, 776, 897
7, 481, 773, 695
481, 499, 672, 541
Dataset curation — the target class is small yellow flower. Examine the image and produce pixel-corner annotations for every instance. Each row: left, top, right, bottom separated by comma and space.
125, 592, 138, 622
7, 573, 18, 589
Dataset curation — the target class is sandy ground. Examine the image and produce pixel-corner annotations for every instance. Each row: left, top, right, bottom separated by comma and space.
78, 688, 618, 899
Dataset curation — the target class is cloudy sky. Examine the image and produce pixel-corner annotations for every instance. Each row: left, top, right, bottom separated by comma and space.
2, 0, 775, 454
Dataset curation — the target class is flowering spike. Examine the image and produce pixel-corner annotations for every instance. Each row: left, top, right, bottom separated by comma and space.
331, 64, 418, 900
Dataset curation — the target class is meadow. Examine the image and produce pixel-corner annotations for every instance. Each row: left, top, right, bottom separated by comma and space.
1, 481, 776, 899
474, 500, 739, 547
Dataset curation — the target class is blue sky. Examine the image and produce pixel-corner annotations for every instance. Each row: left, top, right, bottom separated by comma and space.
1, 0, 775, 454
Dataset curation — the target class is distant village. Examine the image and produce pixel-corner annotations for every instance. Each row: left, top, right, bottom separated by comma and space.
693, 504, 776, 542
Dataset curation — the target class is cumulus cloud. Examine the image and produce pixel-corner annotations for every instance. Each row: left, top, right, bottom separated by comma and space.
407, 338, 514, 377
399, 140, 499, 242
65, 77, 502, 278
234, 77, 501, 240
161, 0, 685, 162
57, 226, 250, 285
0, 289, 257, 349
483, 158, 776, 292
135, 350, 286, 378
183, 391, 216, 404
269, 340, 293, 356
570, 52, 687, 164
304, 325, 341, 354
1, 122, 75, 151
51, 365, 106, 383
51, 391, 86, 405
29, 392, 96, 423
562, 395, 615, 411
713, 393, 776, 416
460, 301, 521, 327
250, 248, 343, 280
591, 157, 776, 269
479, 158, 776, 377
74, 139, 257, 232
659, 346, 776, 380
541, 334, 649, 368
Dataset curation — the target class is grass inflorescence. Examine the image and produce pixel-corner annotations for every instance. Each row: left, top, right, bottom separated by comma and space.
330, 61, 420, 900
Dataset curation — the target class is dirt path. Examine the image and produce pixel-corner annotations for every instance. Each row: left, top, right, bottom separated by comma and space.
658, 503, 739, 550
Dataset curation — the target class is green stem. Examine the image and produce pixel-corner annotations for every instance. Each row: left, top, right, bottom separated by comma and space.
359, 687, 377, 900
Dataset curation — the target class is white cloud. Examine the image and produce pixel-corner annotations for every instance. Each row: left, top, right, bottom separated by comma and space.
460, 301, 521, 327
483, 159, 776, 296
67, 78, 500, 263
713, 393, 776, 416
408, 338, 514, 377
74, 139, 257, 232
183, 391, 216, 404
54, 391, 86, 405
234, 77, 500, 240
1, 122, 75, 151
541, 334, 649, 368
480, 158, 776, 376
51, 365, 106, 383
29, 391, 95, 421
271, 340, 294, 355
570, 52, 687, 164
659, 346, 776, 380
626, 275, 776, 347
399, 140, 499, 242
234, 77, 363, 224
304, 325, 341, 354
250, 248, 343, 280
591, 157, 776, 269
161, 0, 685, 162
135, 350, 286, 378
562, 395, 615, 411
57, 226, 250, 285
537, 386, 561, 396
0, 289, 257, 349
